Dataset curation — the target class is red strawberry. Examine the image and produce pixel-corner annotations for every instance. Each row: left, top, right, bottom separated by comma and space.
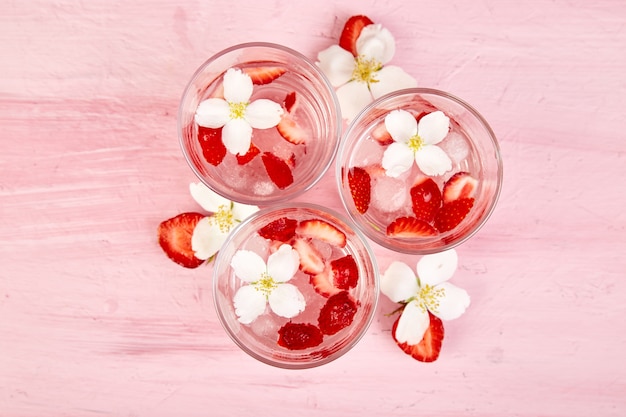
258, 216, 298, 242
370, 121, 394, 145
410, 177, 442, 223
283, 91, 298, 113
236, 142, 260, 165
197, 126, 226, 166
435, 198, 474, 232
277, 116, 307, 145
261, 152, 294, 189
330, 255, 358, 290
157, 212, 206, 268
243, 66, 287, 85
318, 291, 359, 335
292, 238, 325, 275
339, 15, 374, 56
347, 167, 371, 214
297, 219, 347, 248
443, 172, 478, 203
392, 311, 444, 362
387, 216, 438, 238
277, 322, 324, 350
310, 267, 342, 298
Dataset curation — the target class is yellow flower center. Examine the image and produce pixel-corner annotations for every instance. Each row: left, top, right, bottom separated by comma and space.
407, 135, 424, 153
352, 55, 382, 84
414, 284, 445, 313
211, 204, 235, 233
253, 272, 278, 298
229, 102, 248, 119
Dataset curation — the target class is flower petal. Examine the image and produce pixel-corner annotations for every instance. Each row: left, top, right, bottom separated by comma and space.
195, 98, 230, 128
394, 301, 430, 345
231, 202, 259, 222
415, 145, 452, 176
189, 182, 230, 213
267, 244, 299, 283
268, 283, 306, 319
222, 118, 252, 155
418, 110, 450, 145
317, 44, 355, 87
191, 217, 230, 260
245, 99, 284, 129
417, 249, 458, 286
385, 109, 417, 143
231, 249, 266, 283
432, 282, 470, 321
356, 24, 396, 64
382, 142, 414, 178
336, 80, 373, 122
233, 285, 267, 324
380, 261, 419, 303
223, 68, 253, 103
370, 66, 418, 100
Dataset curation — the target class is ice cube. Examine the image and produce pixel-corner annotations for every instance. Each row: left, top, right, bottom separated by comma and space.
254, 181, 275, 196
249, 313, 280, 338
439, 132, 470, 165
353, 137, 385, 166
371, 175, 408, 213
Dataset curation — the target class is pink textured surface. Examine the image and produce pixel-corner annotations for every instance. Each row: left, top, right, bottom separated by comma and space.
1, 1, 625, 416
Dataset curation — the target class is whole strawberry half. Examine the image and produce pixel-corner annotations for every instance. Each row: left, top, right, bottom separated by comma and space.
348, 167, 371, 214
197, 126, 226, 166
339, 15, 374, 56
410, 177, 442, 223
330, 254, 359, 290
435, 198, 474, 233
318, 291, 359, 335
387, 216, 438, 238
277, 322, 324, 350
258, 216, 298, 242
157, 212, 205, 268
392, 311, 444, 362
261, 152, 294, 189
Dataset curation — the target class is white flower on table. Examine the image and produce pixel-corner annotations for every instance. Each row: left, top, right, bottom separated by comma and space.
190, 182, 259, 261
231, 244, 306, 324
381, 109, 453, 177
317, 23, 417, 121
194, 68, 284, 155
380, 249, 470, 345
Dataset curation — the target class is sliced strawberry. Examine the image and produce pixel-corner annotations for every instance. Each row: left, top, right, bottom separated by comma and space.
197, 126, 226, 166
347, 167, 371, 214
330, 255, 358, 290
309, 267, 342, 298
387, 216, 438, 238
339, 15, 374, 56
157, 212, 206, 268
292, 238, 325, 275
277, 116, 307, 145
410, 177, 442, 223
318, 291, 359, 335
370, 121, 393, 145
258, 216, 298, 242
261, 152, 294, 189
435, 198, 474, 232
283, 91, 298, 113
392, 311, 444, 362
442, 172, 478, 203
277, 322, 324, 350
243, 66, 287, 85
236, 142, 260, 165
297, 219, 346, 248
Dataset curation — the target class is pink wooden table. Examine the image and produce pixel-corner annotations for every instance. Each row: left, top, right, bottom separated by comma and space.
2, 1, 625, 415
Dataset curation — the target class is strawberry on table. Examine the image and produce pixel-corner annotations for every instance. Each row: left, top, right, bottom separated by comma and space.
318, 291, 359, 335
157, 212, 206, 268
243, 66, 287, 85
277, 322, 324, 350
197, 126, 226, 166
387, 216, 438, 238
339, 15, 374, 56
257, 216, 298, 242
348, 167, 371, 214
392, 311, 444, 362
410, 177, 442, 223
296, 219, 347, 248
261, 152, 294, 189
442, 172, 478, 203
435, 198, 474, 232
330, 255, 359, 290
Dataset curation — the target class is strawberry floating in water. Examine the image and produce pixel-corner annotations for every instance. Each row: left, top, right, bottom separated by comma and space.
157, 212, 206, 268
198, 126, 226, 166
257, 216, 298, 242
297, 219, 347, 248
348, 167, 371, 214
277, 91, 307, 145
442, 171, 478, 203
435, 198, 474, 232
386, 216, 438, 238
243, 66, 287, 85
292, 238, 325, 275
236, 142, 260, 165
277, 322, 324, 350
410, 177, 442, 224
262, 152, 294, 190
308, 254, 359, 297
318, 291, 359, 335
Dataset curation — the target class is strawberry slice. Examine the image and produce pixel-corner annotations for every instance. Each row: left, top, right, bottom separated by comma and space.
410, 177, 442, 223
387, 216, 438, 238
243, 66, 287, 85
283, 91, 298, 113
318, 291, 359, 335
339, 15, 374, 56
261, 152, 294, 189
347, 167, 371, 214
309, 267, 342, 298
197, 126, 226, 166
443, 172, 478, 203
258, 216, 298, 242
370, 121, 394, 145
157, 212, 206, 268
277, 322, 324, 350
236, 142, 260, 165
277, 116, 307, 145
435, 198, 474, 232
392, 311, 444, 362
292, 238, 325, 275
297, 219, 347, 248
330, 255, 359, 290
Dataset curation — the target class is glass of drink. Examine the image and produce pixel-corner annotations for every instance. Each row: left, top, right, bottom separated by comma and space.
336, 88, 503, 254
212, 203, 379, 369
178, 42, 341, 205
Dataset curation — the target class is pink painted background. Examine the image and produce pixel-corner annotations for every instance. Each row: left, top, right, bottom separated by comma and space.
1, 0, 625, 416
